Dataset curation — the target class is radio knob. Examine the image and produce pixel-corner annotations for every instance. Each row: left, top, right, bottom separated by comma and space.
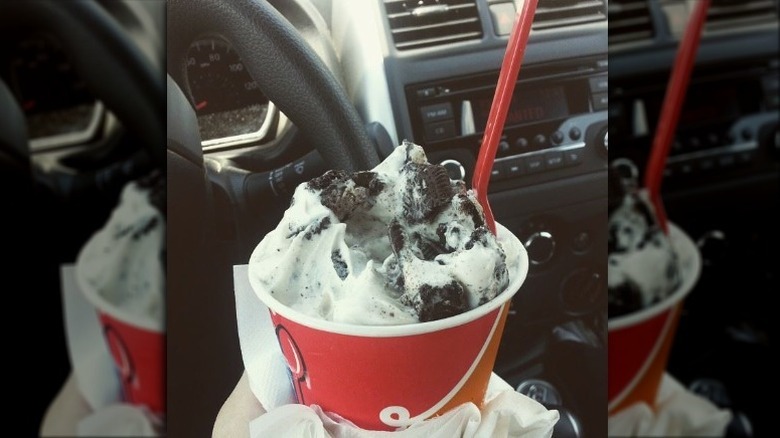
515, 137, 529, 150
597, 127, 608, 156
524, 231, 556, 265
439, 159, 466, 181
551, 130, 564, 145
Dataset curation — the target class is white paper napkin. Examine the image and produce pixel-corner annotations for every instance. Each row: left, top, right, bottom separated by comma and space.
59, 264, 158, 436
233, 264, 559, 437
61, 264, 120, 409
608, 373, 733, 437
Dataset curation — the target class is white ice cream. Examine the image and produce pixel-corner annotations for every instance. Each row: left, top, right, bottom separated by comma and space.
608, 181, 681, 316
76, 178, 165, 329
249, 142, 519, 325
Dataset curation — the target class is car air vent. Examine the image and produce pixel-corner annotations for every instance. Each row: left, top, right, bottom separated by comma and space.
532, 0, 607, 30
383, 0, 482, 50
705, 0, 779, 32
608, 0, 654, 45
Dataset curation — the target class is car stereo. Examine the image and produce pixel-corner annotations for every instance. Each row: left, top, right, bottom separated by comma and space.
608, 56, 779, 188
405, 55, 608, 191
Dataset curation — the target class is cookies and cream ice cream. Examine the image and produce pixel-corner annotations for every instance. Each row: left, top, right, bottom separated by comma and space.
76, 170, 166, 329
248, 141, 519, 324
608, 165, 681, 318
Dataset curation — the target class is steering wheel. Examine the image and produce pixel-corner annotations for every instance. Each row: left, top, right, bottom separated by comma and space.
166, 0, 379, 174
0, 0, 165, 201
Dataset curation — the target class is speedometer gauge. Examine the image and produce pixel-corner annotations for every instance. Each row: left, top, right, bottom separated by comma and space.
186, 37, 276, 149
5, 33, 102, 151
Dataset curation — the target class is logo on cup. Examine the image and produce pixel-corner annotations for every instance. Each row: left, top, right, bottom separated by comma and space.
275, 324, 309, 405
103, 323, 137, 404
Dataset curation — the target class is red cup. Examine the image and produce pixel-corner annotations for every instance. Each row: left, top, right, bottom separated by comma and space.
249, 223, 527, 431
608, 222, 701, 414
76, 268, 166, 421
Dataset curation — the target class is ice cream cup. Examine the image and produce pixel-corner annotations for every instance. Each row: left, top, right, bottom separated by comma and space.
248, 222, 528, 431
607, 222, 701, 414
75, 267, 166, 421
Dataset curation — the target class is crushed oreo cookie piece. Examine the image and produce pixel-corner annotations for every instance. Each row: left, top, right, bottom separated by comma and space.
457, 194, 484, 229
413, 232, 452, 261
136, 169, 166, 217
608, 282, 644, 318
388, 219, 405, 256
417, 281, 469, 322
307, 169, 349, 191
303, 217, 331, 240
352, 171, 385, 196
402, 163, 454, 224
331, 250, 348, 280
465, 227, 489, 250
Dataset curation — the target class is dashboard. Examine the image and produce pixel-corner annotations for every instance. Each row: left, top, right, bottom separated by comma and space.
0, 32, 102, 151
185, 37, 277, 149
608, 1, 778, 436
0, 0, 163, 155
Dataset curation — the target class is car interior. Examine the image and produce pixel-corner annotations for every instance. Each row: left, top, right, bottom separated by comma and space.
608, 0, 778, 436
1, 0, 777, 437
166, 0, 607, 436
0, 1, 165, 434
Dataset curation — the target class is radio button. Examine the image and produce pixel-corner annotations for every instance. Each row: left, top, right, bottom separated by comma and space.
420, 102, 453, 123
563, 149, 583, 165
706, 133, 721, 147
718, 154, 736, 168
499, 140, 511, 155
545, 151, 565, 168
525, 155, 545, 173
569, 127, 581, 141
505, 158, 523, 177
416, 87, 437, 99
699, 158, 716, 171
592, 92, 608, 111
490, 161, 507, 181
589, 76, 608, 93
737, 151, 753, 164
424, 120, 456, 141
533, 134, 547, 147
551, 131, 564, 145
515, 137, 529, 150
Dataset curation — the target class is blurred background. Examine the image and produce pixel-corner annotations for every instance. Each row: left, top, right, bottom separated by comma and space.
0, 0, 164, 435
608, 0, 779, 435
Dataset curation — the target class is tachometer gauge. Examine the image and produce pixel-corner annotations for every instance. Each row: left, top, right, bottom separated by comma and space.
186, 37, 276, 149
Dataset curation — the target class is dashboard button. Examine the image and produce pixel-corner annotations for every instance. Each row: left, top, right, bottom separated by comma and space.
424, 120, 456, 141
525, 155, 545, 173
545, 151, 564, 168
569, 127, 581, 141
505, 158, 523, 177
420, 102, 453, 123
564, 149, 583, 165
551, 130, 564, 145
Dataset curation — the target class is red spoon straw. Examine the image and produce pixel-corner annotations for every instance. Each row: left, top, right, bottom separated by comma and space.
473, 0, 538, 235
644, 0, 710, 234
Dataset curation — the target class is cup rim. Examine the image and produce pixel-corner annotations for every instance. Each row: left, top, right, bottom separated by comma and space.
608, 222, 701, 330
249, 222, 528, 337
